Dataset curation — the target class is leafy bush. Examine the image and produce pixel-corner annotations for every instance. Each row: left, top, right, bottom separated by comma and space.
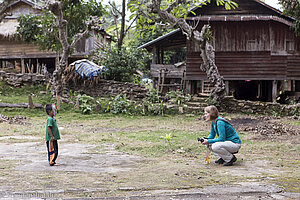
109, 93, 131, 114
98, 46, 151, 82
165, 90, 191, 105
78, 94, 95, 114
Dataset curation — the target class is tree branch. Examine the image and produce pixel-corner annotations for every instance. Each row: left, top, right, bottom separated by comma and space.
165, 0, 192, 13
0, 0, 15, 22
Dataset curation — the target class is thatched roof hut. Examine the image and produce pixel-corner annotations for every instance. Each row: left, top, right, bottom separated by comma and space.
0, 0, 41, 38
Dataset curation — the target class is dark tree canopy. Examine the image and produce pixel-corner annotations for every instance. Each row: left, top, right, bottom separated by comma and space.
279, 0, 300, 35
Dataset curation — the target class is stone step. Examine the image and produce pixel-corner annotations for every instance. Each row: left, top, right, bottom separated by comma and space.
185, 101, 208, 107
191, 96, 208, 102
184, 106, 203, 113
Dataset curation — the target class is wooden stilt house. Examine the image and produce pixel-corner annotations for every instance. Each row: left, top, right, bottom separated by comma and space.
0, 0, 111, 77
140, 0, 300, 102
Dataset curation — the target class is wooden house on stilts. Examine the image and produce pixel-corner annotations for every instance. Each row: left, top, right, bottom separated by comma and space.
0, 0, 111, 78
140, 0, 300, 102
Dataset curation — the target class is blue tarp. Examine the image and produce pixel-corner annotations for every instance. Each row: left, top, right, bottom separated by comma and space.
70, 59, 107, 80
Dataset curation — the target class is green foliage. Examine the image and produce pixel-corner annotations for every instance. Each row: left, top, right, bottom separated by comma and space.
99, 46, 151, 82
165, 90, 191, 105
279, 0, 300, 36
128, 0, 238, 36
160, 133, 173, 150
18, 11, 59, 51
146, 88, 160, 103
17, 0, 105, 52
95, 93, 165, 116
78, 94, 95, 114
109, 93, 131, 114
205, 96, 220, 107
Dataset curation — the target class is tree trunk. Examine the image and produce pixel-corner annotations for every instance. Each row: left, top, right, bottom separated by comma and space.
48, 1, 99, 100
154, 7, 225, 102
198, 26, 225, 102
118, 0, 126, 50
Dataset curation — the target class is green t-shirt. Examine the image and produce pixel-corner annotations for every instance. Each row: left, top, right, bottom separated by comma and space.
45, 116, 61, 141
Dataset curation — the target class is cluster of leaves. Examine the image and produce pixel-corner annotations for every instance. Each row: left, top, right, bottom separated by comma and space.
279, 0, 300, 36
17, 11, 59, 51
165, 90, 191, 105
17, 0, 105, 52
128, 0, 238, 36
72, 87, 167, 115
205, 96, 220, 107
98, 45, 151, 82
97, 93, 165, 116
78, 94, 94, 114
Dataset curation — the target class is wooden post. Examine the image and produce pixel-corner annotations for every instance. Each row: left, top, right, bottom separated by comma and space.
225, 81, 229, 95
257, 81, 261, 99
152, 47, 156, 64
295, 81, 300, 92
36, 59, 39, 74
26, 63, 30, 73
21, 59, 25, 74
186, 80, 192, 94
161, 49, 164, 64
28, 95, 34, 109
157, 70, 161, 91
157, 48, 160, 64
29, 59, 31, 73
272, 80, 277, 102
288, 80, 294, 91
160, 69, 165, 93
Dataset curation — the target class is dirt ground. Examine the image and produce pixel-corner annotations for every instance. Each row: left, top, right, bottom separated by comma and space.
0, 114, 299, 200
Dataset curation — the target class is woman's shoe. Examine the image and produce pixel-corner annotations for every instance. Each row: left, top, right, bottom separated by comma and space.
223, 155, 237, 166
215, 158, 225, 164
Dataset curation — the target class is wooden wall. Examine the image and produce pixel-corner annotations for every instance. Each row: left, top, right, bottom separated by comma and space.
0, 38, 55, 59
186, 51, 288, 80
185, 20, 300, 81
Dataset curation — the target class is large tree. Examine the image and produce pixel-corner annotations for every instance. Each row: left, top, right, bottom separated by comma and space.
279, 0, 300, 36
17, 0, 105, 104
129, 0, 237, 102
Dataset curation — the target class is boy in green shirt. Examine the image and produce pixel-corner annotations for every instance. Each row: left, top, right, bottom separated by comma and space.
45, 104, 60, 166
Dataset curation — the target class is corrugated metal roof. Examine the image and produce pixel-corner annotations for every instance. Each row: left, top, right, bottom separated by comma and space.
138, 28, 181, 49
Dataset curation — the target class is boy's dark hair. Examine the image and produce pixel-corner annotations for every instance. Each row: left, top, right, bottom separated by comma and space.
45, 104, 53, 115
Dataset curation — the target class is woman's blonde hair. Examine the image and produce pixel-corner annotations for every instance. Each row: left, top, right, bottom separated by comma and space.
204, 105, 219, 120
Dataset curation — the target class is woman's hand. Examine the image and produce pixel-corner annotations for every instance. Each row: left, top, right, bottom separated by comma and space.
201, 139, 208, 145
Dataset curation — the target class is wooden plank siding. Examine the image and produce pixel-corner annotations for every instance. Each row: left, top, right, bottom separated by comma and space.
184, 19, 300, 81
0, 40, 55, 59
287, 56, 300, 79
186, 52, 288, 80
151, 64, 186, 78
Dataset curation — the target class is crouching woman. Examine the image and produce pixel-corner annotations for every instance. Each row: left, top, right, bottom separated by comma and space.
201, 105, 241, 166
